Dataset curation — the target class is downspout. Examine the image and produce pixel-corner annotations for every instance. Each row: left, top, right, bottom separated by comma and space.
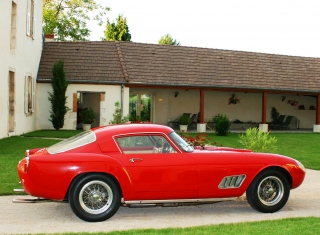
115, 41, 129, 116
121, 84, 124, 115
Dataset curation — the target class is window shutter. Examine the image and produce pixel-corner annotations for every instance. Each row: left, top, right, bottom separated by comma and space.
26, 0, 31, 36
31, 77, 35, 112
24, 76, 29, 114
32, 0, 36, 39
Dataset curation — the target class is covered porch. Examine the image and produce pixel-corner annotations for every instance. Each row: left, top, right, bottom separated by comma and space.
127, 86, 320, 133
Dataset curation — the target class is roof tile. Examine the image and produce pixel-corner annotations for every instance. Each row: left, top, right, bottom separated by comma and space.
37, 41, 320, 93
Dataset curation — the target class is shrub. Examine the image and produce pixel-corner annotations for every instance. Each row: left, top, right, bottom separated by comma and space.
109, 102, 129, 124
213, 114, 231, 136
179, 114, 192, 125
79, 108, 95, 124
233, 119, 244, 123
239, 127, 277, 153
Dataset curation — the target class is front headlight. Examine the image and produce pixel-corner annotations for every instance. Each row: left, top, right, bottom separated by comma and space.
295, 160, 306, 172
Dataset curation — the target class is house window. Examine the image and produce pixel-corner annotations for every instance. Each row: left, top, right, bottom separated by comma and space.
11, 1, 17, 51
9, 71, 15, 132
25, 75, 35, 114
26, 0, 36, 39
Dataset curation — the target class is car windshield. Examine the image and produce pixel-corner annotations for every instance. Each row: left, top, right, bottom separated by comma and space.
47, 130, 96, 154
169, 132, 194, 152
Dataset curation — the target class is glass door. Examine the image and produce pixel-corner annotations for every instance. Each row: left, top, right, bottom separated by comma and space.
129, 93, 152, 122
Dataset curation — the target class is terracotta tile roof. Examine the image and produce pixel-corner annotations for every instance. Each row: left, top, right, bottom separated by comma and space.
37, 41, 320, 94
38, 41, 124, 83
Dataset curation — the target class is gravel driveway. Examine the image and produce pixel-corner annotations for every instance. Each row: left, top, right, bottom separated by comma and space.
1, 169, 319, 234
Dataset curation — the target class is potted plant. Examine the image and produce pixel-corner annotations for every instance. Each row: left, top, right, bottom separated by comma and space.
228, 93, 241, 105
179, 114, 191, 132
287, 99, 299, 106
79, 108, 96, 130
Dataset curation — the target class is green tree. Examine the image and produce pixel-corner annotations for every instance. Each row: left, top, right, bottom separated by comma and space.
48, 60, 70, 130
43, 0, 110, 41
158, 34, 180, 45
103, 15, 131, 41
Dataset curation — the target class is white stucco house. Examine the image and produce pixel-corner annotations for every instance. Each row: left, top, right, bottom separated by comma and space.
36, 41, 320, 133
0, 0, 43, 139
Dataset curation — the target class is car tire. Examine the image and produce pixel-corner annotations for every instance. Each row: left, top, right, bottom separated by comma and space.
246, 169, 290, 213
69, 174, 121, 222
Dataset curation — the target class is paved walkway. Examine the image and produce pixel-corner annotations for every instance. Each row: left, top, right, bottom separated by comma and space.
1, 169, 319, 234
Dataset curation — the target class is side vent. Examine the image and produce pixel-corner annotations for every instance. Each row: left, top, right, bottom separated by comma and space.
219, 175, 246, 189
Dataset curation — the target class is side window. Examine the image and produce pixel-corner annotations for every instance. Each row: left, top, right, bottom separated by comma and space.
11, 1, 17, 51
117, 135, 177, 154
24, 75, 35, 115
26, 0, 36, 39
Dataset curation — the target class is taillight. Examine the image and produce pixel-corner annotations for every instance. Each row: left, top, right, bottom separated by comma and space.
19, 157, 30, 173
25, 157, 30, 173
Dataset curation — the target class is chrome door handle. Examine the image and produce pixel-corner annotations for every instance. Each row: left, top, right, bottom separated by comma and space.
129, 158, 143, 163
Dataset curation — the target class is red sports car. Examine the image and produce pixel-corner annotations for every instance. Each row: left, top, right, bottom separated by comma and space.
17, 124, 305, 222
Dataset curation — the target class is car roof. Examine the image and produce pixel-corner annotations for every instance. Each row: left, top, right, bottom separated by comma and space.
93, 124, 174, 139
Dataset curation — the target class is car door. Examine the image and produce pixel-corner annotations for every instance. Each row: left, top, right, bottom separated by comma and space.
116, 134, 198, 200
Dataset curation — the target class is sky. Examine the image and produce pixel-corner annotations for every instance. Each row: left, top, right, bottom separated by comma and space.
88, 0, 320, 58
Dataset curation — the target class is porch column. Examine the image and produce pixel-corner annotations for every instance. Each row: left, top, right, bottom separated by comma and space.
313, 94, 320, 132
197, 90, 206, 132
259, 92, 268, 132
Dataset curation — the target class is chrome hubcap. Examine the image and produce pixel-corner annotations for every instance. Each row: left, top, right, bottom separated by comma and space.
79, 180, 113, 214
258, 176, 284, 206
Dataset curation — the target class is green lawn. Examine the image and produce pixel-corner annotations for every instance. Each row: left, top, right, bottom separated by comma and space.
35, 217, 320, 235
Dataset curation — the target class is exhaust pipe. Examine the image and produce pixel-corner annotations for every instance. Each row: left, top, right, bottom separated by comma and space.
14, 189, 25, 192
12, 198, 50, 203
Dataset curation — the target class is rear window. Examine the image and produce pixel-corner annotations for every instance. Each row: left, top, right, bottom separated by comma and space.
47, 130, 96, 154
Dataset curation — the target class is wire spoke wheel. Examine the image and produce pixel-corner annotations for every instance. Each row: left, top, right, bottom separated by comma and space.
257, 176, 284, 206
79, 180, 113, 214
69, 174, 121, 222
246, 169, 290, 213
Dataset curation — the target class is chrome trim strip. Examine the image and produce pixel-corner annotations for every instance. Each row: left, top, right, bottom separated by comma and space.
124, 197, 237, 204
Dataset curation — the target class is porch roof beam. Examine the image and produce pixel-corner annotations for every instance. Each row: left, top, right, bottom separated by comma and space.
125, 84, 320, 96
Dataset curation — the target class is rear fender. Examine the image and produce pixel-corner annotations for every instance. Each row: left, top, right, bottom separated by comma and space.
65, 155, 136, 200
